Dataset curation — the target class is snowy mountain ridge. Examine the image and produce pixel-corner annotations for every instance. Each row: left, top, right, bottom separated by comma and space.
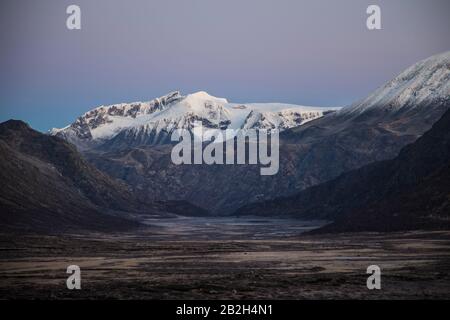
343, 51, 450, 115
51, 91, 339, 150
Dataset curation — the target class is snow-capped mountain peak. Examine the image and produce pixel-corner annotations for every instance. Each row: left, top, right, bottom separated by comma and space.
184, 91, 228, 105
343, 51, 450, 115
51, 91, 339, 150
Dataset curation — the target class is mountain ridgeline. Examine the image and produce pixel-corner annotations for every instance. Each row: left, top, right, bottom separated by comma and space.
51, 91, 336, 151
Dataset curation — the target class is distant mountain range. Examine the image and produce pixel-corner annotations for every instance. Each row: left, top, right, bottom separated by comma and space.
51, 91, 337, 151
236, 107, 450, 232
76, 51, 450, 215
1, 51, 449, 233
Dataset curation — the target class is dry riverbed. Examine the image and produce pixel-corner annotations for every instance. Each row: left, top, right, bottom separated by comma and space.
1, 217, 450, 299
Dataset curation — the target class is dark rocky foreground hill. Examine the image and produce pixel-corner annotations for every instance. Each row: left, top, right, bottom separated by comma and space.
0, 120, 204, 233
235, 108, 450, 232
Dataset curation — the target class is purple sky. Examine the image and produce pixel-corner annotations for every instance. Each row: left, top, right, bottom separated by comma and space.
1, 0, 449, 131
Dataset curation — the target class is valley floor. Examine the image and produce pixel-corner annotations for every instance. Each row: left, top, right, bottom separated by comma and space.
1, 218, 450, 299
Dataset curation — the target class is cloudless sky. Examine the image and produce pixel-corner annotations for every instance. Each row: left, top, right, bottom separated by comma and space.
1, 0, 449, 131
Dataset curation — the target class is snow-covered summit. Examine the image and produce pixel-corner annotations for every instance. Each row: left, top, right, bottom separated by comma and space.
51, 91, 338, 150
343, 51, 450, 115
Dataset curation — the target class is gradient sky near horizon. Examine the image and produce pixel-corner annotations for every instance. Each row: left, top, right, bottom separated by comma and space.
1, 0, 449, 131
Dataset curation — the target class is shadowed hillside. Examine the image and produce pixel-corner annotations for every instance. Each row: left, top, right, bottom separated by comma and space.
235, 108, 450, 232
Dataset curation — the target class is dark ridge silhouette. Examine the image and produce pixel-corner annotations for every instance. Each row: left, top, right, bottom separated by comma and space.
235, 108, 450, 233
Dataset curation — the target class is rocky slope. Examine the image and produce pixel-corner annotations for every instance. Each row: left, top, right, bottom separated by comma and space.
235, 107, 450, 232
0, 120, 204, 233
